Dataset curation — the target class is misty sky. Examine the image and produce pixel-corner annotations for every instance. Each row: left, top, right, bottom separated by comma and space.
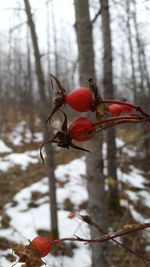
0, 0, 150, 94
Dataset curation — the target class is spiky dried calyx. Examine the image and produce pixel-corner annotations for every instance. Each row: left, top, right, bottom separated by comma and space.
12, 242, 46, 267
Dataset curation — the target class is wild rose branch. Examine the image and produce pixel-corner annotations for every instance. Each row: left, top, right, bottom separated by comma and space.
40, 75, 150, 162
13, 75, 150, 266
13, 220, 150, 266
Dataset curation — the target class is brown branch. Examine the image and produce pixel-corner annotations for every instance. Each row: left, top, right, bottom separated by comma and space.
91, 8, 102, 24
80, 215, 150, 262
52, 223, 150, 250
80, 223, 150, 243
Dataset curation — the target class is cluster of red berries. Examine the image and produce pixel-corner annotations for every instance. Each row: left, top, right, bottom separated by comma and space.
40, 75, 148, 161
59, 85, 133, 116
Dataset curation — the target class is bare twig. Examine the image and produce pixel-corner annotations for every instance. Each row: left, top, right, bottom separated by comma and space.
91, 8, 102, 24
80, 215, 150, 262
51, 223, 150, 262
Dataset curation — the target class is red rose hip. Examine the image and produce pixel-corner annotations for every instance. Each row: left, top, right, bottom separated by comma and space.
69, 117, 96, 142
31, 236, 52, 257
107, 104, 122, 116
120, 104, 133, 113
65, 87, 93, 112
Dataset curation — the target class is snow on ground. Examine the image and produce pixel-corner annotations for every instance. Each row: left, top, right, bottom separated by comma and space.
56, 158, 88, 208
116, 138, 137, 157
0, 158, 90, 267
125, 189, 150, 208
117, 166, 146, 189
0, 136, 149, 266
8, 121, 43, 146
0, 140, 12, 153
0, 149, 40, 172
120, 199, 150, 224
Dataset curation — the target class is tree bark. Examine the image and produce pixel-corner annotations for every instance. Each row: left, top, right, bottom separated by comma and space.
100, 0, 119, 210
51, 0, 59, 79
132, 0, 149, 108
74, 1, 108, 266
132, 0, 150, 164
125, 0, 137, 103
26, 34, 34, 140
24, 0, 59, 239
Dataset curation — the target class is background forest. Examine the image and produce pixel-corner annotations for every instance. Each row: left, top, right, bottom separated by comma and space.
0, 0, 150, 266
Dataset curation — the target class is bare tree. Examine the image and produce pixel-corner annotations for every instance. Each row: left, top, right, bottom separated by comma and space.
100, 0, 119, 210
24, 0, 59, 239
125, 0, 137, 103
25, 32, 35, 139
132, 0, 150, 164
132, 0, 150, 109
74, 1, 109, 266
51, 0, 59, 78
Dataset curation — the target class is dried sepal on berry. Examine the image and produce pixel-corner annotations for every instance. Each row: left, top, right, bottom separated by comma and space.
41, 111, 92, 163
12, 242, 46, 267
47, 75, 95, 124
46, 74, 66, 125
88, 78, 106, 120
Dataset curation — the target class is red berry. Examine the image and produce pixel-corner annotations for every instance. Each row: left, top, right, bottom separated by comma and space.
69, 117, 96, 142
120, 104, 133, 113
68, 213, 76, 219
31, 236, 52, 257
65, 87, 93, 112
107, 104, 122, 116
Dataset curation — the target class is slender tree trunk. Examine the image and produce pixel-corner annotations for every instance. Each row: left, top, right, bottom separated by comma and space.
74, 1, 108, 266
51, 0, 59, 78
132, 0, 150, 164
100, 0, 119, 211
125, 0, 137, 103
132, 0, 145, 106
45, 0, 52, 100
46, 0, 51, 77
140, 42, 150, 112
26, 33, 34, 140
24, 0, 59, 239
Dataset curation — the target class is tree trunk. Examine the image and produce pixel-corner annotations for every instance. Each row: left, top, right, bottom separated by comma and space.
24, 0, 59, 239
132, 0, 149, 109
26, 34, 35, 140
51, 0, 59, 78
125, 0, 137, 103
132, 0, 150, 165
139, 41, 150, 112
74, 1, 108, 266
100, 0, 119, 211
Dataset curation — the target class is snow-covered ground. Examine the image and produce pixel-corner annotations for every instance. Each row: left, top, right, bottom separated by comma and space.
0, 129, 149, 267
0, 146, 91, 266
0, 150, 39, 172
8, 121, 43, 146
